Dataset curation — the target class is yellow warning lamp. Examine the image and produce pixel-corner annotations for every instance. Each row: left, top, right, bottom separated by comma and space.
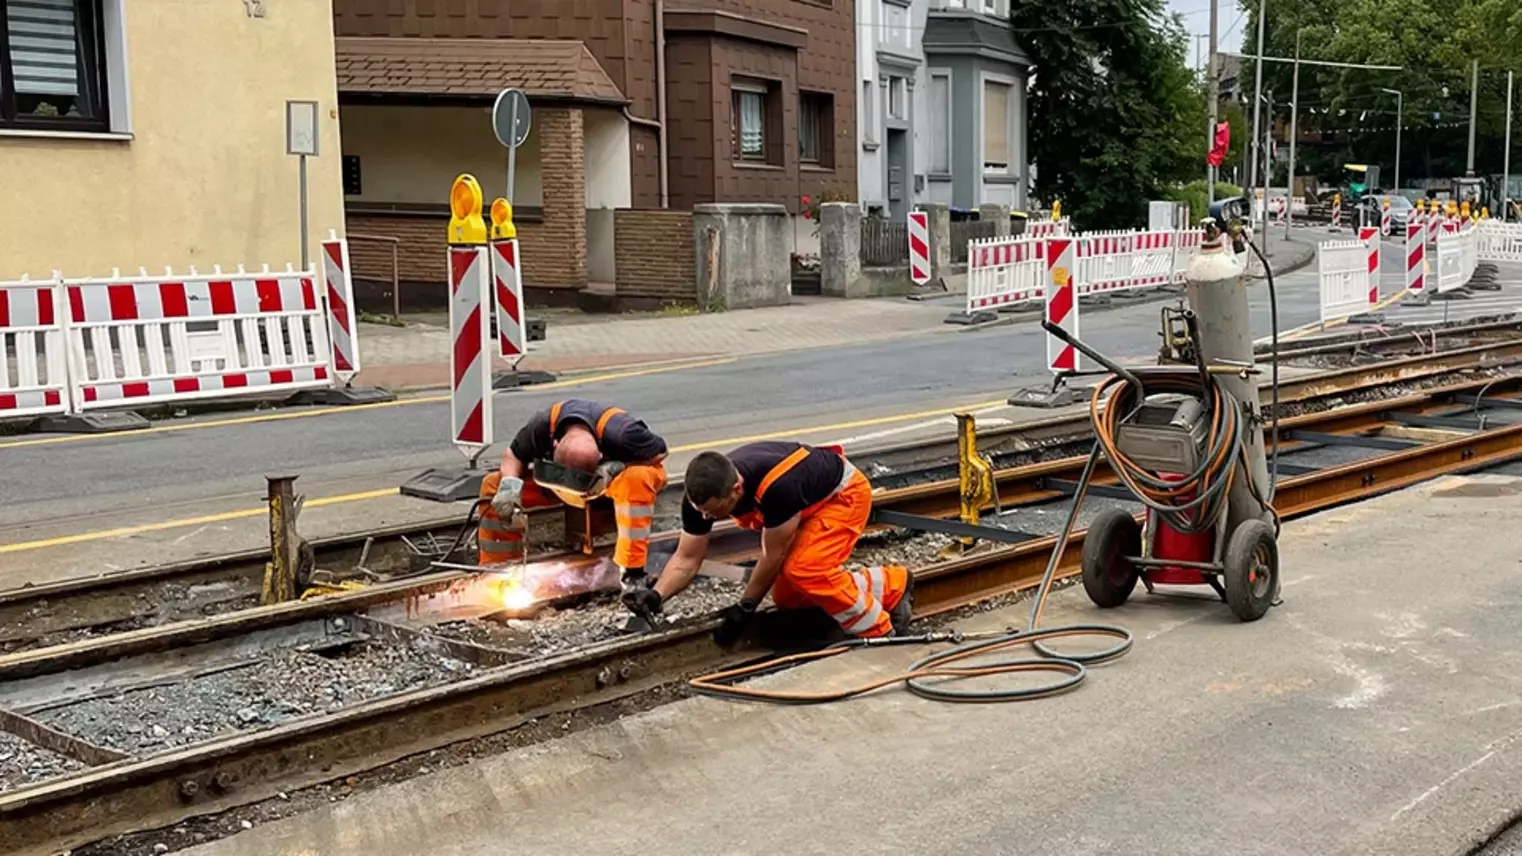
490, 198, 517, 240
1482, 206, 1491, 219
448, 174, 487, 245
1415, 198, 1425, 213
1461, 200, 1472, 219
1050, 199, 1062, 220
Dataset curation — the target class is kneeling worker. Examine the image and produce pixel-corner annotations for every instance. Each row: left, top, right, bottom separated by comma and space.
478, 400, 668, 592
624, 441, 912, 643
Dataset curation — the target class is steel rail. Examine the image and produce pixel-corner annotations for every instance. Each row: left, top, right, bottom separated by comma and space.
6, 341, 1521, 650
6, 378, 1522, 853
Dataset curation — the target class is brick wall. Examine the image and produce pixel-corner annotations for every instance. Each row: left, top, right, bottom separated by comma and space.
614, 209, 695, 301
531, 108, 588, 291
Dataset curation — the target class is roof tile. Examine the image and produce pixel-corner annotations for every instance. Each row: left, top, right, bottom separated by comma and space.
335, 37, 627, 104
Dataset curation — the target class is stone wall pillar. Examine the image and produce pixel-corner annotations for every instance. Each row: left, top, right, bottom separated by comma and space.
820, 203, 864, 298
980, 203, 1011, 238
923, 202, 951, 283
692, 204, 790, 311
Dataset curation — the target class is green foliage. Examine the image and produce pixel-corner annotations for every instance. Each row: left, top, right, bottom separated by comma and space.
1239, 0, 1522, 188
1165, 180, 1246, 222
1011, 0, 1208, 230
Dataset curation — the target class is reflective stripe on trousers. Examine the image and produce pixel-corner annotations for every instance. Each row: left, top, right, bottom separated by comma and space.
831, 566, 889, 636
604, 463, 668, 569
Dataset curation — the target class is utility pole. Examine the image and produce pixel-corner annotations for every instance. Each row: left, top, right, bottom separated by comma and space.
1380, 87, 1403, 192
1263, 90, 1274, 256
1206, 0, 1220, 205
1467, 58, 1479, 177
1246, 0, 1267, 214
1505, 70, 1514, 222
1284, 32, 1300, 240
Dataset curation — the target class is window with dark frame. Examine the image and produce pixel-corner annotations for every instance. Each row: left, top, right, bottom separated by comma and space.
731, 82, 766, 162
798, 90, 834, 169
0, 0, 109, 132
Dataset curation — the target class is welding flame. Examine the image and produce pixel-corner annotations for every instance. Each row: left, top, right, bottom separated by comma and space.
499, 579, 537, 611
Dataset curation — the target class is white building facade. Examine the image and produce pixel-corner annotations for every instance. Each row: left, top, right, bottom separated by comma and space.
856, 0, 1033, 217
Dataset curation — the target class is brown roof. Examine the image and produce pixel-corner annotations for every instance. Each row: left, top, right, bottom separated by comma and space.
335, 37, 626, 104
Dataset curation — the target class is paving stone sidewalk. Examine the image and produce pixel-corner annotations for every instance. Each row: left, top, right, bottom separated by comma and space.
352, 296, 959, 390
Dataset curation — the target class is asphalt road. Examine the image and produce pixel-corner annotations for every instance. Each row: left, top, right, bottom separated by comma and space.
0, 235, 1469, 584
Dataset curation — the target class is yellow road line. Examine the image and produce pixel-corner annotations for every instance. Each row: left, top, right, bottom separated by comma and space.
0, 489, 400, 554
2, 396, 1010, 554
1278, 287, 1411, 342
0, 357, 736, 451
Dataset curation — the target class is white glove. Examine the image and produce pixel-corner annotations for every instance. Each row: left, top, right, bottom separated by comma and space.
586, 461, 625, 497
491, 475, 524, 517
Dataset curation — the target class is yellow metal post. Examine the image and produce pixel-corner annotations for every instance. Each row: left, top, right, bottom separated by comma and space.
954, 412, 994, 552
263, 475, 302, 605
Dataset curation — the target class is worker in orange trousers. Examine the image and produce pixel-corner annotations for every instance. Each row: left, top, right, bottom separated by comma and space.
627, 441, 912, 643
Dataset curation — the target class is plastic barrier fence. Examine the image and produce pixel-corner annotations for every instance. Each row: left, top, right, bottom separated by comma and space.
1317, 239, 1372, 324
0, 278, 69, 418
1435, 226, 1477, 294
1476, 220, 1522, 263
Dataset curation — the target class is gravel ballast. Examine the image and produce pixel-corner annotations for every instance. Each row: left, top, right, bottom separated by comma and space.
35, 637, 478, 755
0, 730, 84, 792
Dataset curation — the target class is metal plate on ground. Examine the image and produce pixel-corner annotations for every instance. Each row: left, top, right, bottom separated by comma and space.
400, 467, 488, 503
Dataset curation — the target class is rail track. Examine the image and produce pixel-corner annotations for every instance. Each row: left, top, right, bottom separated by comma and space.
6, 361, 1522, 852
5, 336, 1522, 656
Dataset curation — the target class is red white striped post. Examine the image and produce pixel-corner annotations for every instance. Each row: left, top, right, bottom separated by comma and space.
1358, 226, 1380, 308
908, 210, 931, 285
320, 232, 361, 384
1406, 220, 1426, 296
1045, 236, 1079, 374
1380, 198, 1392, 236
1330, 194, 1342, 231
488, 199, 527, 365
447, 176, 493, 461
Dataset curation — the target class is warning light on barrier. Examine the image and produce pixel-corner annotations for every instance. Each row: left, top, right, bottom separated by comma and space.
1415, 198, 1425, 212
490, 198, 517, 241
1050, 199, 1062, 221
449, 174, 487, 246
1482, 206, 1490, 219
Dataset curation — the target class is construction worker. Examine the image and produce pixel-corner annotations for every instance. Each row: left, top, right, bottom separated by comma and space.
624, 441, 912, 643
479, 399, 668, 593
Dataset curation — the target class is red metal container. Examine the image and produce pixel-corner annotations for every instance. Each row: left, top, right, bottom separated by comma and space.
1146, 473, 1214, 585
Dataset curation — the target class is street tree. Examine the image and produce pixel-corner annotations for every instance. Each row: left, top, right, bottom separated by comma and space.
1010, 0, 1206, 229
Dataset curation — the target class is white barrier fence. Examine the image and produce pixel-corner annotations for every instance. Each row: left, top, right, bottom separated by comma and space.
1317, 239, 1372, 324
0, 235, 366, 425
1436, 225, 1479, 294
1476, 220, 1522, 262
965, 226, 1204, 315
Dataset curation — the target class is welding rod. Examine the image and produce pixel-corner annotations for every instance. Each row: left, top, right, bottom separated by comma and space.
1040, 319, 1145, 392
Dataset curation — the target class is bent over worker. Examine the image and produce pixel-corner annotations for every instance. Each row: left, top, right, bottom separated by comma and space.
478, 399, 668, 588
625, 441, 912, 643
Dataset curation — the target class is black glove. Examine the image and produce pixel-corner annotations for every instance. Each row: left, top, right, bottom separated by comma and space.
622, 586, 664, 624
714, 599, 758, 647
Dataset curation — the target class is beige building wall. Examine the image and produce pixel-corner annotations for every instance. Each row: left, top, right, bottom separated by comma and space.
0, 0, 345, 278
341, 105, 544, 208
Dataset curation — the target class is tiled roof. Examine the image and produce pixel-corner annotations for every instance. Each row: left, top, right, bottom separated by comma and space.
335, 37, 627, 104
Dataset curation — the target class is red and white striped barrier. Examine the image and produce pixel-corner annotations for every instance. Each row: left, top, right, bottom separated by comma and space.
1172, 229, 1204, 282
1358, 226, 1381, 308
908, 210, 931, 285
63, 267, 333, 410
0, 278, 68, 418
491, 237, 527, 363
1045, 236, 1079, 373
1380, 199, 1392, 236
1025, 219, 1071, 239
1406, 220, 1426, 296
448, 243, 493, 456
1330, 196, 1342, 231
965, 236, 1045, 310
320, 233, 361, 383
1076, 230, 1176, 295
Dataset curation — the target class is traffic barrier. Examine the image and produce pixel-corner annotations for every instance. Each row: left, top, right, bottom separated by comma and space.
1317, 238, 1372, 325
908, 210, 931, 285
1428, 205, 1443, 245
449, 246, 493, 457
1026, 219, 1071, 239
62, 267, 333, 411
1330, 195, 1342, 231
1380, 198, 1392, 236
1406, 220, 1426, 295
0, 277, 68, 419
1435, 226, 1477, 294
1359, 226, 1381, 308
965, 235, 1045, 311
1045, 236, 1079, 373
1077, 230, 1176, 296
320, 233, 361, 383
490, 204, 527, 363
1476, 220, 1522, 262
1173, 229, 1203, 283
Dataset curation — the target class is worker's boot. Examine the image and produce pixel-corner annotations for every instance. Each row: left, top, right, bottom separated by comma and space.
888, 571, 915, 637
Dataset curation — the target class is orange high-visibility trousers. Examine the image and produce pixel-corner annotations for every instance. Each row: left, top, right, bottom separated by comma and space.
768, 471, 908, 638
603, 463, 668, 570
476, 471, 559, 566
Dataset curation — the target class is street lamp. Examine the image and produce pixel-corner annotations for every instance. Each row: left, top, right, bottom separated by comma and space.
1379, 87, 1402, 192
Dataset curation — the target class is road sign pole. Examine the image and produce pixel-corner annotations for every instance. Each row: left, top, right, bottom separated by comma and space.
507, 97, 518, 204
299, 154, 310, 270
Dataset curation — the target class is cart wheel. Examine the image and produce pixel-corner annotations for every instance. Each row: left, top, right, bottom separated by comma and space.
1224, 519, 1278, 622
1081, 508, 1141, 608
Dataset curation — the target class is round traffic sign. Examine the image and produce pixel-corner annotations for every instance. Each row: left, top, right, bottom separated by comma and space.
492, 88, 532, 149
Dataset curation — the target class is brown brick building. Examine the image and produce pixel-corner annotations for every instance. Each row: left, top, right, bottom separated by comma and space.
333, 0, 856, 307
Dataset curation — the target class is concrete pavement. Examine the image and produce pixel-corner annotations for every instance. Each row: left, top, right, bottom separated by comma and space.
180, 473, 1522, 856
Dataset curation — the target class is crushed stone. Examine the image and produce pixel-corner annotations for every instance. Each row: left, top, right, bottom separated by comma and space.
0, 730, 83, 792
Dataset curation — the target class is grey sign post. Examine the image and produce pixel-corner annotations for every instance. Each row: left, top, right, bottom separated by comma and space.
285, 100, 320, 270
492, 88, 532, 204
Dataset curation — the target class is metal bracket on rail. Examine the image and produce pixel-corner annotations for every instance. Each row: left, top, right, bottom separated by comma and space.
939, 412, 999, 559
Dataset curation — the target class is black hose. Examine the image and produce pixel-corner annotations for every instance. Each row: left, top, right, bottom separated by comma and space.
1245, 236, 1281, 499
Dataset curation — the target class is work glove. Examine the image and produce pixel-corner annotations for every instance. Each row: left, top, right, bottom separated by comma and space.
491, 475, 524, 518
713, 599, 758, 647
586, 461, 625, 497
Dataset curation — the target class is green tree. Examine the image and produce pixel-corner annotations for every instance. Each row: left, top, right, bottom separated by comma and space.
1011, 0, 1206, 229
